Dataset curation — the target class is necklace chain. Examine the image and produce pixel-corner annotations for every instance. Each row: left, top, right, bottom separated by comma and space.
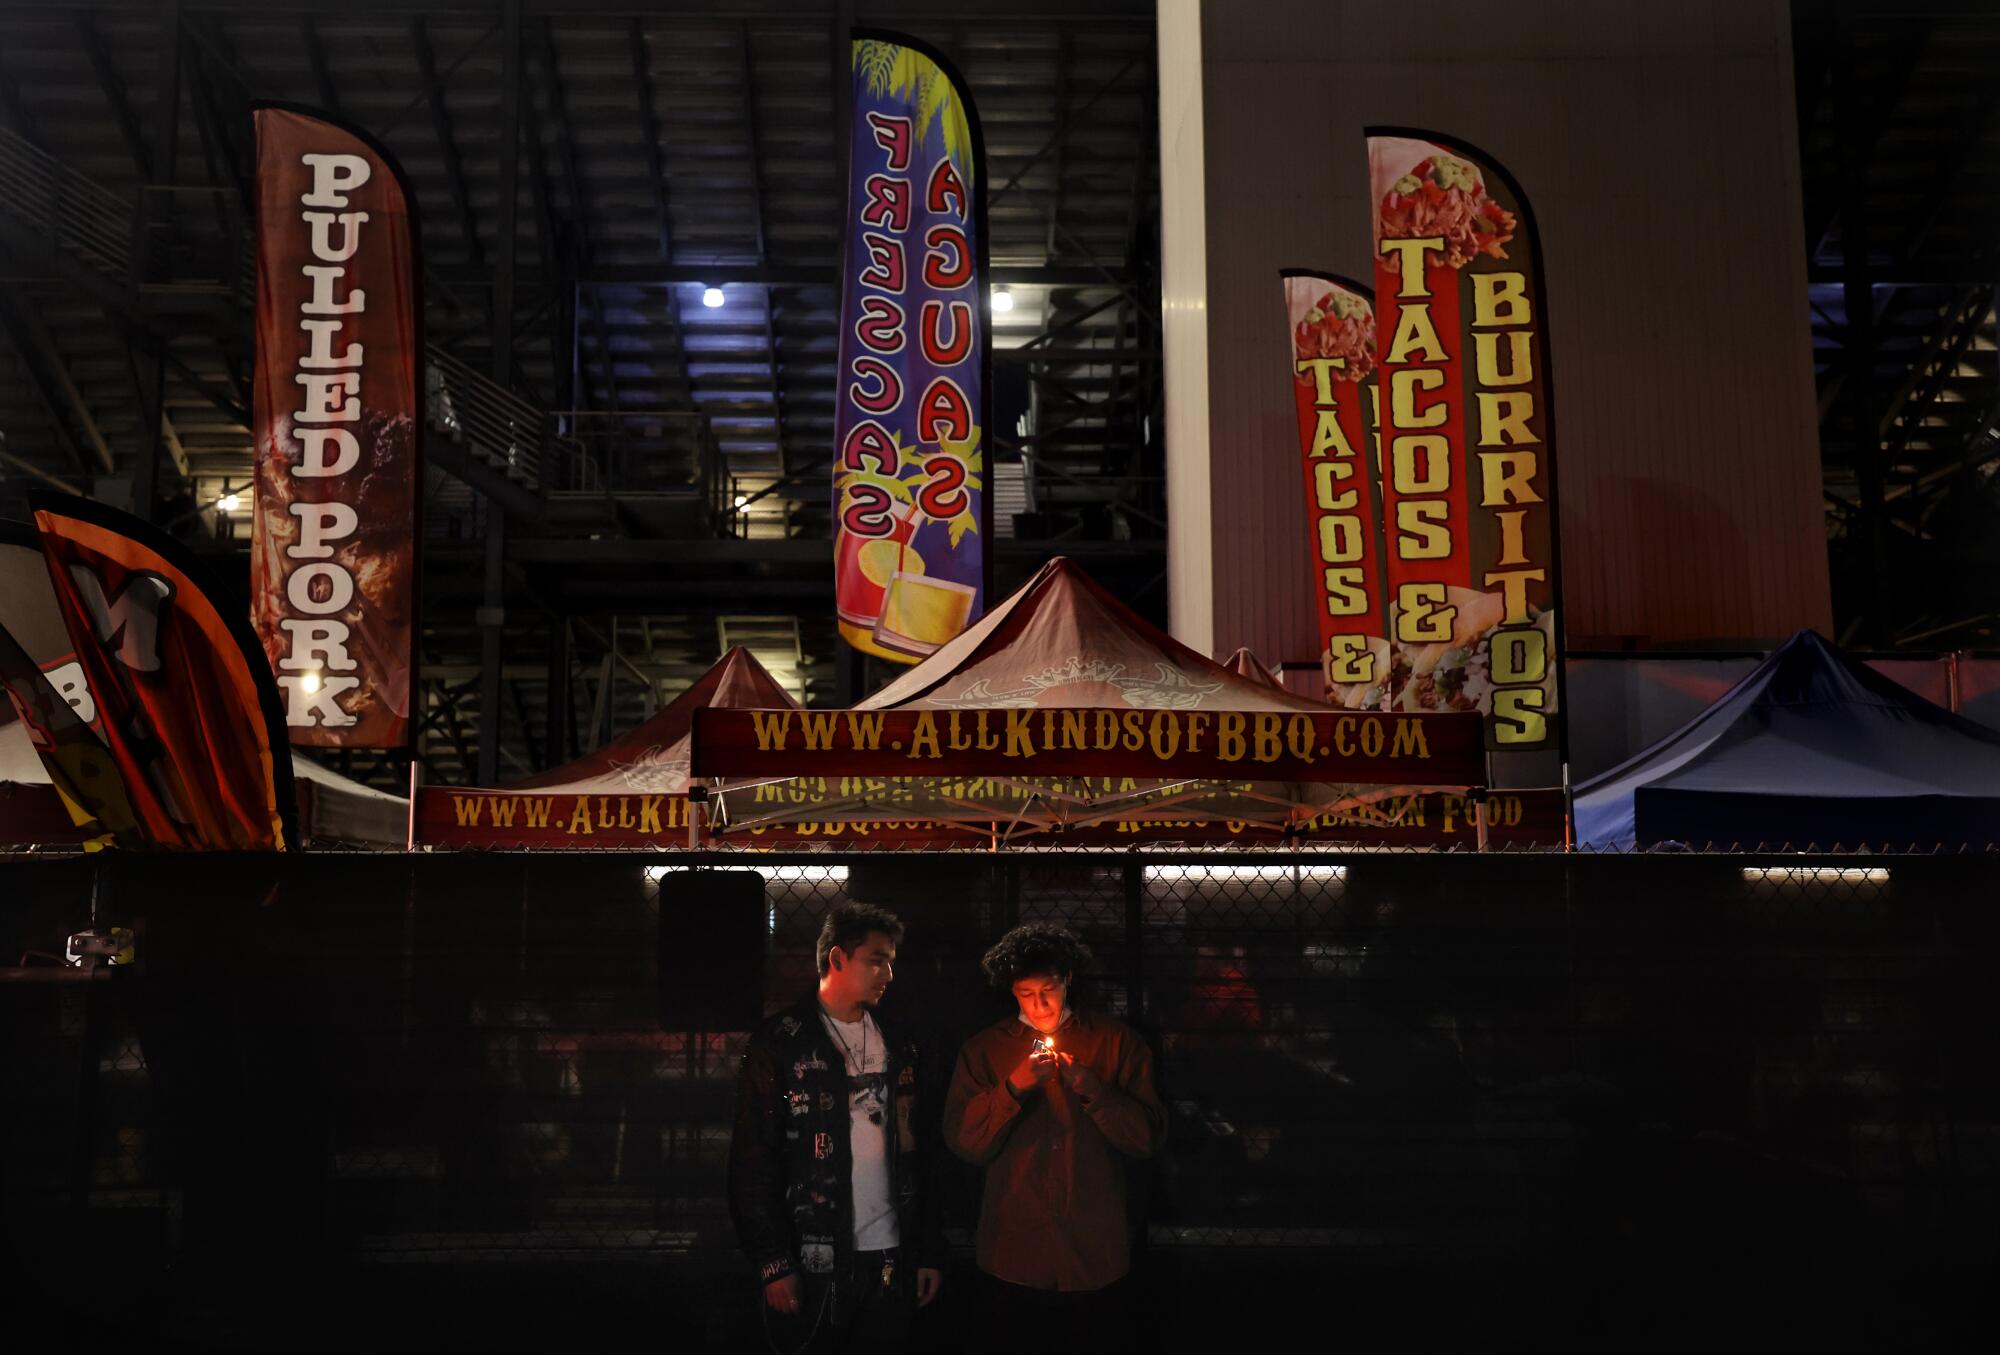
822, 1005, 868, 1073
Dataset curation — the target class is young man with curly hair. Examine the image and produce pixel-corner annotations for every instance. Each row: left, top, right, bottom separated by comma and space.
944, 921, 1166, 1351
729, 902, 944, 1352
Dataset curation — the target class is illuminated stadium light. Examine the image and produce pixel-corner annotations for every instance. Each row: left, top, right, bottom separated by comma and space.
1741, 866, 1888, 884
1142, 863, 1346, 883
217, 492, 241, 513
701, 285, 725, 308
990, 286, 1014, 313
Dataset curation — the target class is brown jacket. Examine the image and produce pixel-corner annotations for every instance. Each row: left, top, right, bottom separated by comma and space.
943, 1009, 1166, 1291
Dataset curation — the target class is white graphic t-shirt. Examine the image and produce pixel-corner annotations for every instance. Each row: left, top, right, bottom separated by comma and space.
820, 1009, 900, 1250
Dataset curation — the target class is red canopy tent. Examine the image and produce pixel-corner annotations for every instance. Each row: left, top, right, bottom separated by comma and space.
415, 645, 810, 847
1221, 646, 1283, 689
695, 559, 1559, 847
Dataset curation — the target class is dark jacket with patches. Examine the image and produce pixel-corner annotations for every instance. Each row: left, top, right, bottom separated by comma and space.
728, 994, 943, 1304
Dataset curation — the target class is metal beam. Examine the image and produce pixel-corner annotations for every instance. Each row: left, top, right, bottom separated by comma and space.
544, 618, 570, 769
516, 28, 559, 278
1803, 20, 1930, 264
0, 334, 89, 475
476, 512, 505, 785
492, 0, 522, 386
1045, 31, 1072, 262
627, 19, 673, 262
433, 262, 1134, 288
426, 440, 546, 522
535, 20, 620, 415
0, 210, 256, 428
185, 35, 250, 211
301, 16, 340, 114
412, 17, 486, 268
739, 23, 768, 264
989, 53, 1141, 210
75, 13, 153, 181
763, 285, 787, 478
1833, 16, 1893, 644
0, 442, 82, 495
0, 291, 114, 473
0, 58, 37, 145
534, 21, 591, 261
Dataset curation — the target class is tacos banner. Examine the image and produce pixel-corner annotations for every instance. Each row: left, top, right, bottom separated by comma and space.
1282, 271, 1389, 709
252, 105, 421, 748
833, 32, 989, 664
29, 494, 295, 850
1367, 129, 1562, 752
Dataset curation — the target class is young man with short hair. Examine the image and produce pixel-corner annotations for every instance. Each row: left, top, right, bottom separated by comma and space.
729, 902, 943, 1352
944, 922, 1167, 1351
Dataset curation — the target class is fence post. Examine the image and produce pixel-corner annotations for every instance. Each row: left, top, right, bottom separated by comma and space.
1000, 857, 1020, 934
1123, 859, 1144, 1023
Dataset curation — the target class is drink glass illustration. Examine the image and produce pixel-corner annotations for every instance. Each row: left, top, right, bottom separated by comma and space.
835, 501, 920, 628
873, 573, 976, 655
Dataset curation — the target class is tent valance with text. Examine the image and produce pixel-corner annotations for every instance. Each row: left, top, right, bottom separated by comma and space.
691, 704, 1477, 783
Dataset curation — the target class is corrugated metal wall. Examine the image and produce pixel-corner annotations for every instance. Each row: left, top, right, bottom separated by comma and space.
1163, 0, 1830, 663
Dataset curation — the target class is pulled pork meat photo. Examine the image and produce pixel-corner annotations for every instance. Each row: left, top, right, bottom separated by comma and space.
1292, 286, 1376, 384
1378, 152, 1517, 268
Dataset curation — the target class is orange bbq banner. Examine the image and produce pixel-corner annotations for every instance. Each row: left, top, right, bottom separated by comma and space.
252, 105, 421, 748
30, 494, 295, 850
1281, 271, 1389, 709
1368, 129, 1562, 752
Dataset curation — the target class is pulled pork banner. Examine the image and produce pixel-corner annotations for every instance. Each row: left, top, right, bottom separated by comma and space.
690, 705, 1480, 785
1281, 270, 1388, 709
833, 32, 990, 664
30, 494, 295, 850
1368, 129, 1562, 752
252, 104, 421, 748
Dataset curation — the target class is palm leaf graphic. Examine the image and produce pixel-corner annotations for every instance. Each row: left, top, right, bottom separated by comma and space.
851, 38, 977, 191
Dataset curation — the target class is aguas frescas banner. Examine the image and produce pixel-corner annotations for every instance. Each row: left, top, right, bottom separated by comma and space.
20, 495, 295, 850
252, 104, 421, 748
1367, 129, 1562, 752
833, 32, 990, 664
1282, 271, 1389, 710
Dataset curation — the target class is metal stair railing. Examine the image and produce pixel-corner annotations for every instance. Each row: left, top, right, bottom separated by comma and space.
0, 125, 134, 279
2, 126, 572, 498
426, 346, 552, 489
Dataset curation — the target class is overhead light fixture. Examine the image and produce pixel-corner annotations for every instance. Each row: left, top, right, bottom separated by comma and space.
702, 286, 725, 308
300, 669, 322, 695
990, 287, 1014, 314
734, 494, 750, 509
1742, 866, 1888, 884
217, 493, 241, 513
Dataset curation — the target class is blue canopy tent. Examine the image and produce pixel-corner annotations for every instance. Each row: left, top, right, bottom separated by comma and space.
1575, 630, 2000, 851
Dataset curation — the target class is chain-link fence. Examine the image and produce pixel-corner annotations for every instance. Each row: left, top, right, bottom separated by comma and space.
3, 850, 1997, 1349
